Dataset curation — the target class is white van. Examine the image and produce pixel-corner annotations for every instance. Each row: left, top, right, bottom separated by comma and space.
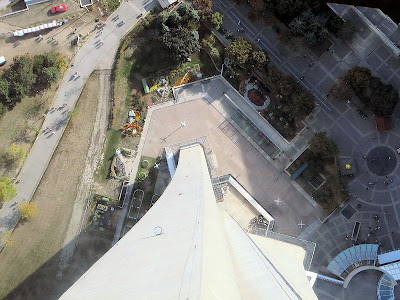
0, 56, 6, 66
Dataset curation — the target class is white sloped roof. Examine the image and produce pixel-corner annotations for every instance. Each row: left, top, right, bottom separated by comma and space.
157, 0, 177, 9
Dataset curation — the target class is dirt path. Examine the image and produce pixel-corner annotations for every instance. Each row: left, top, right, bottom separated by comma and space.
57, 69, 110, 278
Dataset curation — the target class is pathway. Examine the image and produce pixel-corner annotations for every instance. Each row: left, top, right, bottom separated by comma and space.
213, 0, 400, 282
0, 0, 156, 249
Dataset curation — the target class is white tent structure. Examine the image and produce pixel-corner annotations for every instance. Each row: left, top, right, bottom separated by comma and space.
13, 20, 61, 37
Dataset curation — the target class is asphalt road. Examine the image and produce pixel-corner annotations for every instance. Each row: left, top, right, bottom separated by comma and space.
0, 0, 156, 248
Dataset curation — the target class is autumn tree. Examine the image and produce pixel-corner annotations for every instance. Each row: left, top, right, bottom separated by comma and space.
227, 37, 253, 66
18, 202, 39, 221
7, 143, 26, 164
250, 50, 269, 71
211, 12, 223, 30
0, 177, 17, 203
193, 0, 213, 20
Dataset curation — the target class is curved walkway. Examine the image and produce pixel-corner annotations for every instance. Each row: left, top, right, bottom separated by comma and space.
0, 0, 155, 249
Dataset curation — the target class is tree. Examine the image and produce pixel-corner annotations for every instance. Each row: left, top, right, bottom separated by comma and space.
248, 0, 266, 20
366, 77, 399, 117
0, 231, 13, 246
7, 143, 26, 164
11, 55, 36, 94
227, 37, 253, 66
178, 2, 200, 23
273, 0, 308, 20
0, 177, 17, 203
309, 132, 338, 161
249, 0, 266, 11
308, 16, 323, 33
0, 79, 10, 103
250, 50, 269, 71
291, 90, 315, 119
211, 12, 223, 30
160, 27, 200, 63
337, 22, 356, 40
289, 17, 306, 36
304, 31, 317, 44
167, 11, 182, 27
303, 158, 323, 181
18, 202, 39, 221
266, 66, 283, 84
326, 14, 344, 34
344, 66, 371, 94
329, 79, 354, 102
158, 10, 170, 24
0, 103, 7, 118
193, 0, 213, 20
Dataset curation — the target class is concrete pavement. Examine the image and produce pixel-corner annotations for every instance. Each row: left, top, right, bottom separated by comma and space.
211, 0, 400, 296
0, 0, 156, 249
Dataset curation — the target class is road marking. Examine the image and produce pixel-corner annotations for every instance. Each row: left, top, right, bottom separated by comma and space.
216, 0, 227, 8
259, 39, 282, 63
230, 11, 255, 36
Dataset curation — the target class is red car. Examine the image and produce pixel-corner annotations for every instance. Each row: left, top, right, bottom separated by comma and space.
50, 4, 67, 13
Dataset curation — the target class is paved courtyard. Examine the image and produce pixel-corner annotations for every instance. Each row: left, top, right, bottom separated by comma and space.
141, 89, 325, 236
212, 0, 400, 297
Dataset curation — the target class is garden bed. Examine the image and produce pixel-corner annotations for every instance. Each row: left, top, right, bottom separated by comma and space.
248, 89, 265, 106
286, 147, 347, 214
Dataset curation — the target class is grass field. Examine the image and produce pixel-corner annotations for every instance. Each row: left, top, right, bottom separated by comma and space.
0, 86, 58, 180
0, 72, 101, 299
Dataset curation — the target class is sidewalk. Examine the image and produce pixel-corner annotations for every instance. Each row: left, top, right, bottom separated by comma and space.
0, 0, 155, 249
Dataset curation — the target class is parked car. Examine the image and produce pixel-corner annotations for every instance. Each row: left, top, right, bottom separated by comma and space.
0, 56, 6, 66
50, 4, 67, 13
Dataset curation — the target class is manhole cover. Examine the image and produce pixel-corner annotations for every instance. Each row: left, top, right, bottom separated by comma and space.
367, 146, 397, 176
341, 204, 357, 220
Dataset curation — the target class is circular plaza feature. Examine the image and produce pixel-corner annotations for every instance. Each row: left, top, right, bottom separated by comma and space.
367, 146, 397, 176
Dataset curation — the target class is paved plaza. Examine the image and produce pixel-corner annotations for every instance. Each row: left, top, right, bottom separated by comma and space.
211, 0, 400, 297
141, 79, 325, 237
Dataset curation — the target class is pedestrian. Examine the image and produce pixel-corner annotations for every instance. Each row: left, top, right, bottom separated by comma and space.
363, 156, 367, 159
366, 187, 370, 190
300, 76, 304, 80
77, 75, 81, 78
388, 156, 391, 160
50, 131, 55, 136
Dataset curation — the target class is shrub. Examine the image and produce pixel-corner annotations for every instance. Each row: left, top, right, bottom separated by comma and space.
138, 172, 147, 180
18, 202, 39, 221
141, 160, 149, 168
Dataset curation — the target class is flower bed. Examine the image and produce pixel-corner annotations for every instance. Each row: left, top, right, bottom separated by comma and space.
247, 89, 265, 106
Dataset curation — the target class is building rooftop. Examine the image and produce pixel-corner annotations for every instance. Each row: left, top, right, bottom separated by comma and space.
60, 144, 317, 300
